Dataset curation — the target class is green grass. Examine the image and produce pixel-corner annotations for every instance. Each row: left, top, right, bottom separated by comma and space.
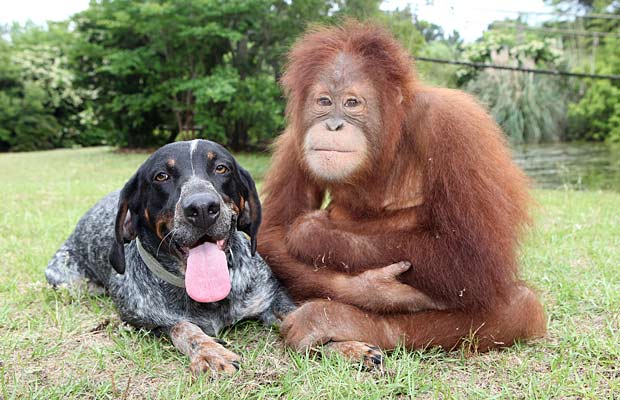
1, 147, 619, 399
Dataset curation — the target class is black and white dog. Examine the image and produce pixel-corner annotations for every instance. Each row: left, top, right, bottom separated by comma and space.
46, 140, 294, 376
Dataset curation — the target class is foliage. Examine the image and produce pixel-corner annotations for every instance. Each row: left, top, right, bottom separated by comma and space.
546, 0, 615, 12
567, 37, 620, 142
7, 0, 618, 149
459, 30, 570, 143
64, 0, 431, 150
335, 0, 382, 20
70, 0, 344, 150
0, 23, 100, 151
409, 15, 464, 88
415, 20, 445, 42
74, 0, 258, 148
466, 67, 568, 143
0, 0, 430, 151
458, 29, 565, 84
378, 6, 426, 55
417, 40, 460, 88
184, 67, 285, 148
561, 3, 620, 143
541, 1, 620, 142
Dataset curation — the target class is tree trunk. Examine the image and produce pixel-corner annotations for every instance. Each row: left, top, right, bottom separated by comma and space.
230, 119, 249, 151
169, 90, 195, 143
167, 129, 179, 143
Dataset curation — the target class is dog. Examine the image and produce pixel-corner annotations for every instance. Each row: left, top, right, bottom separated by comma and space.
45, 139, 295, 376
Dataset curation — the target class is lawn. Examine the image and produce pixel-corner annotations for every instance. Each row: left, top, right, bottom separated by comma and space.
1, 147, 619, 399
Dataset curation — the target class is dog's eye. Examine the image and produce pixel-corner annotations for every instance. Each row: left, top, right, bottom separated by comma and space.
215, 165, 229, 174
154, 172, 169, 182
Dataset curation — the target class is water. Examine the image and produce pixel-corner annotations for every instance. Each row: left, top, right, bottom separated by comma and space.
511, 142, 620, 192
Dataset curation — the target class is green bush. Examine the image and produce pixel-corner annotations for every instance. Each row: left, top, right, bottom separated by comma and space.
568, 80, 620, 142
0, 23, 103, 151
417, 41, 460, 88
188, 67, 285, 149
566, 37, 620, 142
458, 30, 570, 143
466, 67, 567, 144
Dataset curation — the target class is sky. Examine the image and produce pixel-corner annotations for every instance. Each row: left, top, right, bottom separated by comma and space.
0, 0, 554, 42
381, 0, 554, 42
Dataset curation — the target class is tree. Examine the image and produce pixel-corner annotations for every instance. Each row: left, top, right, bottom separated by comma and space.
378, 6, 426, 55
335, 0, 381, 20
0, 22, 99, 151
415, 20, 444, 42
72, 0, 337, 149
544, 1, 620, 141
417, 41, 461, 88
567, 37, 620, 141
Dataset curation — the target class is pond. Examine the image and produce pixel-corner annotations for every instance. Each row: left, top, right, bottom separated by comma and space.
511, 142, 620, 192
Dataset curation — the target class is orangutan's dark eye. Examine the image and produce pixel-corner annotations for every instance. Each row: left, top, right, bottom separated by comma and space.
317, 97, 333, 107
344, 98, 360, 107
215, 165, 229, 174
154, 172, 169, 182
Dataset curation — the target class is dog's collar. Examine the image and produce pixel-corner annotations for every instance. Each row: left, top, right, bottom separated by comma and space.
135, 237, 186, 288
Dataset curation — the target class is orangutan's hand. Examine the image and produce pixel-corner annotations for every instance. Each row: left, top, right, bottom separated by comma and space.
286, 210, 332, 264
343, 262, 446, 313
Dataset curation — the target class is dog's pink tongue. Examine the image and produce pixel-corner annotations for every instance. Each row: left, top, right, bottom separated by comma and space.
185, 242, 230, 303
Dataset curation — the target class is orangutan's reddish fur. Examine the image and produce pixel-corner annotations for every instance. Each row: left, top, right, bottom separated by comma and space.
258, 21, 546, 353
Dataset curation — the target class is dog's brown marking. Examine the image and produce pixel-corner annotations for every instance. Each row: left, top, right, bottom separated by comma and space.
144, 209, 150, 224
207, 151, 215, 160
154, 213, 172, 241
166, 159, 175, 168
238, 196, 245, 213
155, 221, 166, 241
170, 321, 240, 377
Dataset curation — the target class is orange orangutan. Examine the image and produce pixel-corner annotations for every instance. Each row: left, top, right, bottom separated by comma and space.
258, 21, 546, 366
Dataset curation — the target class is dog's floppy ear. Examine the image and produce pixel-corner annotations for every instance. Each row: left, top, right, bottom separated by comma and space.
236, 165, 262, 256
109, 173, 140, 274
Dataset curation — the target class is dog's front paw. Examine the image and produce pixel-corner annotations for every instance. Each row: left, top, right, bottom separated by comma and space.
189, 342, 240, 377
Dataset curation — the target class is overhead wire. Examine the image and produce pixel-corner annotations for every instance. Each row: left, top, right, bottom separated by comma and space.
467, 7, 620, 21
492, 22, 620, 38
408, 2, 618, 80
414, 57, 620, 81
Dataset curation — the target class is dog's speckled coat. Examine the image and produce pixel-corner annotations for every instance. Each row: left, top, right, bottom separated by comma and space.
45, 140, 294, 376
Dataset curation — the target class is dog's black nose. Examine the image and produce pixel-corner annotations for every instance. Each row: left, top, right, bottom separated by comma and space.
182, 193, 220, 228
